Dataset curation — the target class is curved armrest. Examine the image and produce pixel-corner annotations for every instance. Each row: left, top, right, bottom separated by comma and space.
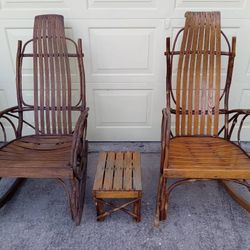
226, 109, 250, 144
0, 106, 19, 142
70, 108, 89, 177
0, 106, 38, 143
0, 106, 19, 117
160, 108, 171, 172
227, 109, 250, 115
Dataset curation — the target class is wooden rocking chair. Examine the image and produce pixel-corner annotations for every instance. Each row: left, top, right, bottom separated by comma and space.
155, 12, 250, 225
0, 15, 88, 225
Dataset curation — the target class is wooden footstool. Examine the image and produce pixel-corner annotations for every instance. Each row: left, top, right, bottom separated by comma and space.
93, 151, 142, 222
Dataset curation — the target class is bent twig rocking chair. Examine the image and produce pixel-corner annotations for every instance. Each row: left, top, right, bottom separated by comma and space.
155, 11, 250, 226
0, 15, 88, 225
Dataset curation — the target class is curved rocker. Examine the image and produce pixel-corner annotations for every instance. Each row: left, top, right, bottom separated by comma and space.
0, 178, 24, 208
155, 12, 250, 226
0, 15, 88, 225
222, 180, 250, 213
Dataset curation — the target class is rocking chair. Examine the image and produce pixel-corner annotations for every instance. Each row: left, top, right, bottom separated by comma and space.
155, 12, 250, 225
0, 15, 88, 225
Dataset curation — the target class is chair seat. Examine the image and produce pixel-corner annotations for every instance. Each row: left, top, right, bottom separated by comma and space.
164, 136, 250, 179
0, 135, 73, 178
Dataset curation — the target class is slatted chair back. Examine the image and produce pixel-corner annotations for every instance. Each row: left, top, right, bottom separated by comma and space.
16, 14, 86, 135
167, 12, 236, 137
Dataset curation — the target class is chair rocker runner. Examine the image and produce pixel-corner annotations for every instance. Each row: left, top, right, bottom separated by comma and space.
155, 11, 250, 226
0, 14, 88, 225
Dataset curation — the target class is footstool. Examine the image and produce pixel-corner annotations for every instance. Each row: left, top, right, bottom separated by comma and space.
93, 151, 142, 222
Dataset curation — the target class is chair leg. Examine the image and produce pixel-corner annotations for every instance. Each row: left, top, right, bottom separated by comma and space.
72, 170, 88, 225
70, 141, 88, 225
159, 176, 168, 221
133, 199, 141, 222
70, 178, 82, 226
0, 178, 24, 208
155, 174, 168, 226
70, 178, 77, 222
95, 199, 105, 221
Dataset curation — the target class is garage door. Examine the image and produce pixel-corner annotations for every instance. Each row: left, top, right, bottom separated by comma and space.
0, 1, 250, 141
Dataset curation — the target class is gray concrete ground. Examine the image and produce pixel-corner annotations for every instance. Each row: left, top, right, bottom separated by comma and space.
0, 143, 249, 250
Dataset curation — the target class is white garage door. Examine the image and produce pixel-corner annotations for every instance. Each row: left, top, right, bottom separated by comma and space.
0, 1, 250, 141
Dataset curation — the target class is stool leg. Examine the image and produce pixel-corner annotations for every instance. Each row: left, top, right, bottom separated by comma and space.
133, 199, 141, 222
96, 199, 105, 221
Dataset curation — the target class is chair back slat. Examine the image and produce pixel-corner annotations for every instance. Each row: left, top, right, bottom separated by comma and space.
42, 18, 51, 135
180, 14, 195, 135
187, 15, 199, 134
206, 14, 216, 135
214, 15, 222, 135
175, 17, 189, 136
175, 12, 221, 136
34, 17, 45, 134
57, 20, 67, 135
33, 19, 39, 135
62, 32, 73, 134
193, 15, 205, 135
47, 17, 57, 134
200, 13, 210, 134
32, 15, 73, 135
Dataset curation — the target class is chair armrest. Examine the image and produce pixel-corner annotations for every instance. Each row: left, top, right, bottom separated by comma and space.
160, 108, 171, 172
226, 109, 250, 144
0, 106, 39, 143
227, 109, 250, 115
0, 106, 19, 142
0, 106, 19, 117
70, 108, 89, 176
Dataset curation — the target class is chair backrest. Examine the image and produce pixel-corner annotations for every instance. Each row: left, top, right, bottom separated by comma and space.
16, 14, 86, 136
167, 12, 236, 137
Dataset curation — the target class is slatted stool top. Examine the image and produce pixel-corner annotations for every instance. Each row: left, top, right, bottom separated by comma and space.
93, 151, 142, 199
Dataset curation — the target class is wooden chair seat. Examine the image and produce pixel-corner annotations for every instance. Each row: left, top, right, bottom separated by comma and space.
0, 135, 73, 178
165, 137, 250, 179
